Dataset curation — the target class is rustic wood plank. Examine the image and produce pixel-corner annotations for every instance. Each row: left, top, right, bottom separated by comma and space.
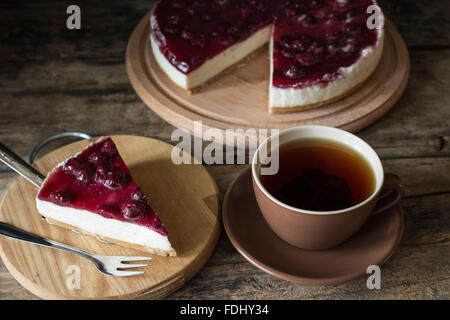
377, 0, 450, 48
1, 50, 449, 158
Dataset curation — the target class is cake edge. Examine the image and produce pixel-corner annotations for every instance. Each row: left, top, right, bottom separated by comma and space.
45, 216, 177, 257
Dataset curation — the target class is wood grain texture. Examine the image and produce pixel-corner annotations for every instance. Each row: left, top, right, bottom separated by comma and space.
126, 16, 409, 145
0, 136, 220, 299
0, 0, 449, 299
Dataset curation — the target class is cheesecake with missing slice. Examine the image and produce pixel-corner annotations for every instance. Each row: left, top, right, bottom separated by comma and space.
150, 0, 384, 113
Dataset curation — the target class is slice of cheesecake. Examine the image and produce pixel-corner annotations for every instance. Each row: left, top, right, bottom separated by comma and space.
150, 0, 273, 90
36, 137, 176, 256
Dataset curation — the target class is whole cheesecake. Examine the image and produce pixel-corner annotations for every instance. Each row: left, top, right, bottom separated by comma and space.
150, 0, 384, 113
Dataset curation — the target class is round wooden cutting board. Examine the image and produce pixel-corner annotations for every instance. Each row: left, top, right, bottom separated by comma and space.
0, 136, 221, 299
126, 13, 410, 146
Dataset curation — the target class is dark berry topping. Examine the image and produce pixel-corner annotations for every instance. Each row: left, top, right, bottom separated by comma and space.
94, 165, 108, 184
327, 41, 340, 54
148, 214, 164, 230
164, 25, 180, 35
177, 61, 190, 73
191, 56, 206, 68
296, 52, 317, 66
308, 41, 324, 55
214, 0, 229, 5
281, 48, 297, 59
218, 34, 234, 46
121, 202, 147, 220
101, 139, 117, 155
181, 27, 194, 40
191, 35, 207, 47
186, 6, 196, 16
345, 9, 357, 20
171, 0, 185, 9
49, 190, 72, 205
279, 37, 293, 49
63, 158, 81, 174
97, 204, 120, 219
291, 39, 308, 51
303, 15, 318, 27
202, 13, 212, 21
64, 159, 94, 184
104, 172, 128, 190
341, 43, 356, 55
284, 65, 305, 79
74, 163, 94, 184
284, 7, 297, 17
131, 189, 146, 202
227, 26, 239, 36
325, 12, 341, 24
167, 15, 181, 25
241, 7, 251, 18
88, 151, 105, 165
345, 23, 363, 35
193, 0, 207, 8
310, 0, 323, 7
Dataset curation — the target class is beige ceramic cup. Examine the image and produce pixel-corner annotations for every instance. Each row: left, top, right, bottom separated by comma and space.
252, 125, 404, 250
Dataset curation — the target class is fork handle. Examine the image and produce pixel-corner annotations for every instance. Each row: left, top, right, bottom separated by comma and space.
0, 222, 52, 246
0, 143, 45, 188
0, 222, 93, 260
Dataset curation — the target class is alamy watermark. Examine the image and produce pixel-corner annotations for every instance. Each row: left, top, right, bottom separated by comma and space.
366, 5, 383, 30
66, 5, 81, 30
66, 264, 81, 290
65, 4, 383, 31
366, 265, 381, 290
171, 121, 280, 175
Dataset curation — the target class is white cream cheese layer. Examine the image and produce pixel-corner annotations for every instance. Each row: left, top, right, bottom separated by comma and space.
36, 199, 173, 251
151, 14, 272, 90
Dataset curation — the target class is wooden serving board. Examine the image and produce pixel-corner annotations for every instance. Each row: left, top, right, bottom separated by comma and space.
126, 14, 409, 146
0, 136, 221, 299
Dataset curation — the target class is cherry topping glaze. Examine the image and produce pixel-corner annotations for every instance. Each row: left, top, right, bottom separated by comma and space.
121, 202, 147, 220
272, 0, 378, 88
88, 151, 106, 165
49, 190, 72, 205
97, 203, 120, 219
101, 139, 118, 155
131, 189, 146, 201
152, 0, 380, 89
104, 171, 129, 190
296, 52, 317, 66
284, 65, 305, 79
37, 137, 168, 236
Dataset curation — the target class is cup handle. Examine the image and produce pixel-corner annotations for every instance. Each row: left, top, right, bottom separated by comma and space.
370, 173, 404, 217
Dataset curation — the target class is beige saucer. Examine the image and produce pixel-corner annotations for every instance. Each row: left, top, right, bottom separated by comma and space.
222, 167, 404, 286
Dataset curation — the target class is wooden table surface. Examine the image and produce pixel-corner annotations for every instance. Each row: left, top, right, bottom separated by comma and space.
0, 0, 449, 299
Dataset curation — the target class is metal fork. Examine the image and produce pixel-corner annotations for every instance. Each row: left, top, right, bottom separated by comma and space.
0, 222, 151, 276
0, 143, 152, 277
